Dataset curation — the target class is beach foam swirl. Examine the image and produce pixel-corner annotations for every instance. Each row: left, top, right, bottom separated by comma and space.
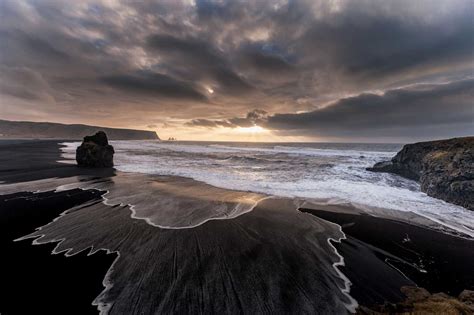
59, 140, 474, 237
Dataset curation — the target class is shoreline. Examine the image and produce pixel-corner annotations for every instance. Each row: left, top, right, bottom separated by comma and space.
300, 207, 474, 307
0, 189, 117, 314
0, 141, 354, 313
58, 139, 474, 239
1, 140, 473, 314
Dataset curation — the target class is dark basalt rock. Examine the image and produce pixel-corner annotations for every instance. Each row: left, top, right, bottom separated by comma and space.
357, 286, 474, 314
83, 131, 109, 146
76, 131, 114, 168
366, 161, 393, 173
367, 137, 474, 210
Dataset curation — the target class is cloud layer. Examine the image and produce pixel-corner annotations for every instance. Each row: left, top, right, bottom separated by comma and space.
0, 0, 472, 141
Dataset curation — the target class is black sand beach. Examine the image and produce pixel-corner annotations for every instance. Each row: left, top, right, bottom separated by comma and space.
1, 140, 473, 314
0, 141, 116, 314
300, 208, 474, 307
0, 190, 116, 315
0, 140, 114, 184
0, 140, 353, 314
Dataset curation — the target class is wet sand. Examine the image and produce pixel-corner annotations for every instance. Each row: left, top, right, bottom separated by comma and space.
1, 140, 473, 314
19, 197, 356, 314
0, 141, 354, 314
0, 139, 114, 184
300, 208, 474, 307
0, 189, 116, 315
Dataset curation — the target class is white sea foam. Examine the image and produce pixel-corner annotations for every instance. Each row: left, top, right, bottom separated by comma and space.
212, 143, 394, 158
60, 141, 474, 237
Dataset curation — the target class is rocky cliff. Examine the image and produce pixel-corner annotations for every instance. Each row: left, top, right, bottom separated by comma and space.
367, 137, 473, 210
0, 119, 159, 140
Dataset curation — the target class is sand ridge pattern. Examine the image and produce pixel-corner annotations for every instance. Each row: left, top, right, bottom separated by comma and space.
13, 179, 356, 314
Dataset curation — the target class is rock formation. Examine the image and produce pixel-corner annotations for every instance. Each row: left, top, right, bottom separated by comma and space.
357, 286, 474, 314
76, 131, 114, 168
367, 137, 473, 210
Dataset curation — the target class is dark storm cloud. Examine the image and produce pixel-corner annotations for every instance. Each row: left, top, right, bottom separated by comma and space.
229, 109, 268, 127
264, 79, 474, 138
101, 72, 207, 101
7, 30, 70, 61
0, 0, 473, 140
239, 51, 295, 75
147, 34, 220, 66
188, 79, 473, 139
146, 33, 255, 95
186, 118, 234, 128
297, 12, 474, 80
0, 30, 70, 69
187, 109, 268, 128
0, 66, 54, 101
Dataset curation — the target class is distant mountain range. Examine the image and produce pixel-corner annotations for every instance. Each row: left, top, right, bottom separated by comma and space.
0, 119, 159, 140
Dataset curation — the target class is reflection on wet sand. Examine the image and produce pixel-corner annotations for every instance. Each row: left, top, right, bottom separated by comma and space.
11, 172, 356, 314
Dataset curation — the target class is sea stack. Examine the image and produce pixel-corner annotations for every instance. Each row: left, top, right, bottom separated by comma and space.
76, 131, 115, 168
367, 137, 474, 210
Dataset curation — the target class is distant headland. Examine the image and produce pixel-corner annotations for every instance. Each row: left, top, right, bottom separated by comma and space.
0, 119, 159, 140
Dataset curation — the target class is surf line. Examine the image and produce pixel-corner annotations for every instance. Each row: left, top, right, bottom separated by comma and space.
296, 207, 359, 314
116, 193, 274, 230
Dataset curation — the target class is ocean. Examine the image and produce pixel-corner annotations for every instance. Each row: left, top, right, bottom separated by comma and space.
61, 140, 474, 237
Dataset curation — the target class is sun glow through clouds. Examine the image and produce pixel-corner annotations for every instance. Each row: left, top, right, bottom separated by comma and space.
235, 125, 267, 133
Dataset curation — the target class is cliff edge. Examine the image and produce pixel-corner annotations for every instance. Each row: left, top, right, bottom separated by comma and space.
367, 137, 473, 210
0, 119, 159, 140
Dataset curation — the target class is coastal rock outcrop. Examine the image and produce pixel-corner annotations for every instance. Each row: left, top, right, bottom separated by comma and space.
357, 286, 474, 314
76, 131, 114, 167
367, 137, 473, 210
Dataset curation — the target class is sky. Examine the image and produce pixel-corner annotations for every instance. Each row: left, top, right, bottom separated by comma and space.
0, 0, 473, 142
